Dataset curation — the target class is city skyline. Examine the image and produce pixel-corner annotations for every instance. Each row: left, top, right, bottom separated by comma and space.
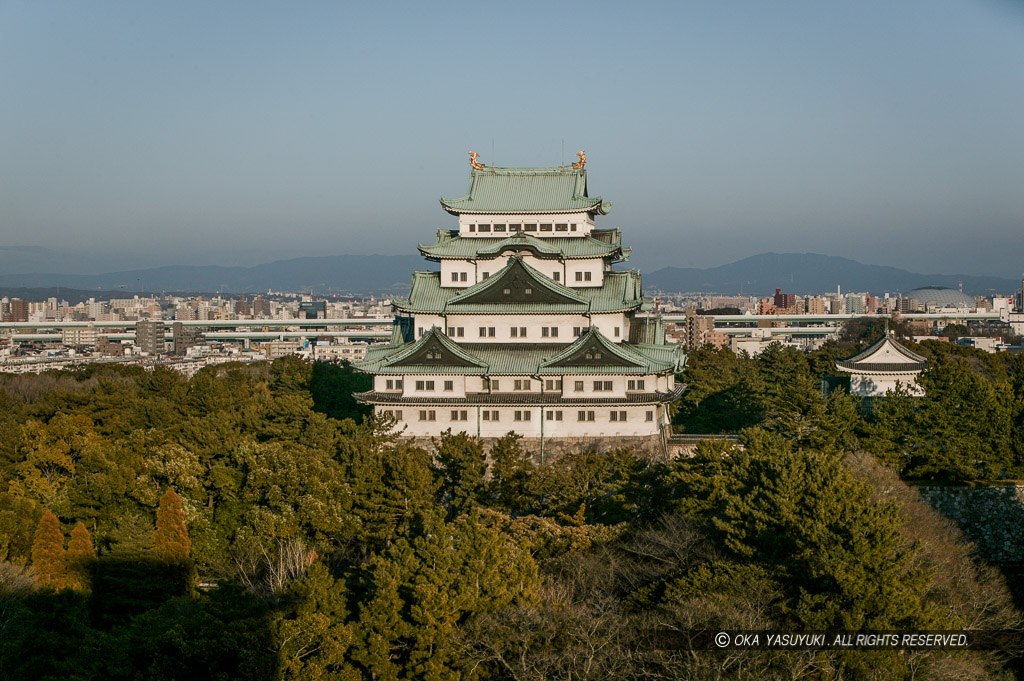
2, 1, 1023, 276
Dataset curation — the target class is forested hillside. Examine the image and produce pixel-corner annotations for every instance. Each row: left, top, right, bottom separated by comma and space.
0, 343, 1021, 680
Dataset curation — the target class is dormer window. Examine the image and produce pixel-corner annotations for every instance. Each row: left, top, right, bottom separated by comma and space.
525, 288, 532, 294
503, 288, 511, 295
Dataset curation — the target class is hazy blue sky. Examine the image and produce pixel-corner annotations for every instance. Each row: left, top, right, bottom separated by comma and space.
2, 1, 1023, 276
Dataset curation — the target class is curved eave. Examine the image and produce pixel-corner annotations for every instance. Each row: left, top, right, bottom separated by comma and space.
416, 245, 624, 261
835, 362, 926, 373
355, 387, 682, 406
438, 203, 611, 217
392, 303, 644, 315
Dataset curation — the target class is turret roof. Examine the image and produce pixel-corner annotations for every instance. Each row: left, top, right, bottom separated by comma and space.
836, 335, 928, 373
440, 166, 611, 215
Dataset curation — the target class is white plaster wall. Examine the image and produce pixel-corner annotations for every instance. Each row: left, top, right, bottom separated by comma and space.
412, 316, 444, 337
377, 405, 663, 438
458, 212, 594, 237
850, 374, 925, 397
565, 260, 606, 287
436, 313, 589, 343
386, 374, 468, 398
589, 314, 630, 340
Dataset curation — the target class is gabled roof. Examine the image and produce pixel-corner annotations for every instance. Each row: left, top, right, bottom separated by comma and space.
392, 266, 644, 315
377, 327, 488, 374
836, 335, 927, 373
354, 337, 684, 377
440, 166, 612, 215
448, 256, 585, 307
418, 231, 629, 261
539, 328, 659, 374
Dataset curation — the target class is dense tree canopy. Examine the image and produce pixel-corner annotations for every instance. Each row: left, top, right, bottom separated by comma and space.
0, 354, 1019, 680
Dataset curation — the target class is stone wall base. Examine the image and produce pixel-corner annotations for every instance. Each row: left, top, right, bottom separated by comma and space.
917, 485, 1024, 565
405, 433, 668, 463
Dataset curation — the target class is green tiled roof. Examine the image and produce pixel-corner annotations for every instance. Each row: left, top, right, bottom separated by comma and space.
418, 230, 630, 262
440, 167, 612, 215
379, 327, 488, 374
354, 386, 685, 406
537, 327, 682, 374
354, 335, 683, 376
393, 261, 644, 315
448, 256, 585, 307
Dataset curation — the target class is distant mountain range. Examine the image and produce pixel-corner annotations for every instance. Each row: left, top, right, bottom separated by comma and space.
643, 253, 1018, 297
0, 255, 427, 297
0, 252, 1017, 299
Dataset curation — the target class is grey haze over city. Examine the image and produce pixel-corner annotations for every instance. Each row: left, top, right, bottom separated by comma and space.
2, 1, 1023, 280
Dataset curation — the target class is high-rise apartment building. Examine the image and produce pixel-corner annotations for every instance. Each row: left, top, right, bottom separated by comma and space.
135, 320, 166, 355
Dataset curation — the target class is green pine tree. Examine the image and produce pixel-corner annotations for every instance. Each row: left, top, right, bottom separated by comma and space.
434, 429, 486, 517
31, 509, 66, 589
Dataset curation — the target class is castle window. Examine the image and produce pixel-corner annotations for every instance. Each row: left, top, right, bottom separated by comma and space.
514, 410, 531, 422
469, 224, 475, 232
571, 224, 577, 231
524, 224, 537, 231
509, 224, 521, 232
483, 410, 500, 421
460, 272, 468, 282
525, 288, 532, 295
540, 224, 552, 231
614, 327, 620, 337
577, 410, 595, 422
444, 380, 454, 391
575, 272, 583, 282
546, 410, 563, 421
646, 410, 654, 422
452, 272, 459, 282
450, 410, 468, 421
503, 288, 511, 295
553, 272, 560, 281
574, 380, 584, 391
478, 224, 491, 232
493, 224, 506, 232
610, 410, 627, 422
482, 272, 489, 279
573, 327, 582, 336
584, 272, 592, 281
555, 223, 568, 231
419, 410, 436, 421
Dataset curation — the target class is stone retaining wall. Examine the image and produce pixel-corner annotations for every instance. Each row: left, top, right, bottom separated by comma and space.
916, 485, 1024, 564
407, 434, 667, 463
